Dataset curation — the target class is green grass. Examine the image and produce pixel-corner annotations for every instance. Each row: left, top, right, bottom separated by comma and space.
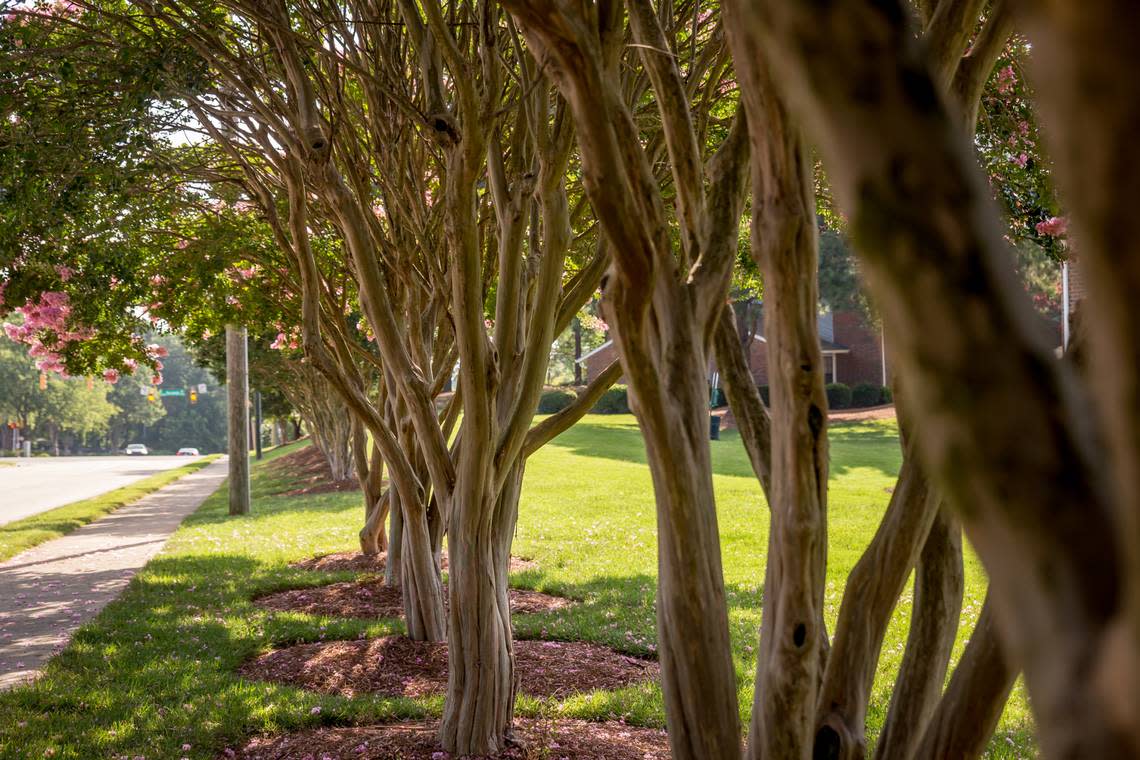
0, 418, 1037, 759
0, 455, 220, 562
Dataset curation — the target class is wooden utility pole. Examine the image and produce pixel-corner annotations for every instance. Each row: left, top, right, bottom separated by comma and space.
254, 390, 263, 460
226, 324, 251, 515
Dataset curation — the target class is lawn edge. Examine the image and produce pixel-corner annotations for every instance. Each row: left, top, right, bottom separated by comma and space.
0, 454, 221, 562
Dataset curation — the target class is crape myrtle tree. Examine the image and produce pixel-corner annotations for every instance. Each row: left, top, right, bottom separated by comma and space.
111, 1, 621, 752
502, 1, 1033, 759
500, 3, 751, 757
731, 0, 1140, 757
150, 199, 371, 483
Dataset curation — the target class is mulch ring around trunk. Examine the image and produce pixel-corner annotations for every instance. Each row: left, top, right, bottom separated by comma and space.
238, 636, 659, 700
226, 718, 670, 759
289, 552, 539, 575
253, 580, 572, 619
268, 445, 360, 496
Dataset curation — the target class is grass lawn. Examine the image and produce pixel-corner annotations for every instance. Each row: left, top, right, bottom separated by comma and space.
0, 455, 220, 562
0, 418, 1036, 759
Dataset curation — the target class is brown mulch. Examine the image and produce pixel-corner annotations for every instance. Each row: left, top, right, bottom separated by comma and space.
254, 580, 572, 619
289, 552, 539, 575
238, 636, 659, 700
227, 718, 671, 759
269, 445, 360, 496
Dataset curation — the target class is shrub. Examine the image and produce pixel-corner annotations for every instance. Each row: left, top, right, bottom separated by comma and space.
881, 385, 893, 403
826, 382, 853, 410
592, 385, 630, 414
538, 389, 577, 414
851, 382, 883, 408
711, 387, 728, 408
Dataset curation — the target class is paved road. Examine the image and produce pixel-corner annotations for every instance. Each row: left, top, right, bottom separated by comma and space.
0, 459, 228, 689
0, 456, 196, 526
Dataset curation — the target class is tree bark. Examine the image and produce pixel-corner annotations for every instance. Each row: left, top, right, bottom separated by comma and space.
912, 592, 1016, 760
1014, 5, 1140, 743
720, 8, 829, 756
873, 507, 965, 760
741, 1, 1127, 755
814, 455, 940, 759
439, 465, 523, 755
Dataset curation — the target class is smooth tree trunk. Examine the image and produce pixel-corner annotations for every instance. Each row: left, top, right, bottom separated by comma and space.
873, 507, 965, 760
743, 1, 1129, 755
912, 593, 1016, 760
385, 487, 403, 587
439, 464, 522, 755
814, 454, 940, 758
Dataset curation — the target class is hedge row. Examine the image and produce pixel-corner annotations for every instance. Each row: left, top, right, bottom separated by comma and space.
712, 382, 891, 410
543, 381, 891, 415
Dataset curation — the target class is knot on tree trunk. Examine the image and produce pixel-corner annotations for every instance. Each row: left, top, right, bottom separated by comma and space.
813, 714, 864, 760
426, 111, 461, 147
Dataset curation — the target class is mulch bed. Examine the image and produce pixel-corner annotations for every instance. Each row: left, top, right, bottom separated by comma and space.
289, 552, 539, 575
269, 445, 360, 496
254, 580, 572, 619
238, 636, 659, 700
227, 718, 671, 759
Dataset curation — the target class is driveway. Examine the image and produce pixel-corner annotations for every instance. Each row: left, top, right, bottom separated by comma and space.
0, 456, 194, 526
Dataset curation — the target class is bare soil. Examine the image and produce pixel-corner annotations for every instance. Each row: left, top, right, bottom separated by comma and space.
238, 636, 659, 700
226, 718, 671, 759
254, 580, 572, 619
289, 552, 539, 575
268, 445, 359, 496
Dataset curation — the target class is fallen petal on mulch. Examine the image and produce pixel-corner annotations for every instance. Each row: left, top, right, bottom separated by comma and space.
228, 718, 670, 759
289, 552, 539, 575
254, 581, 571, 619
268, 445, 361, 496
239, 636, 658, 700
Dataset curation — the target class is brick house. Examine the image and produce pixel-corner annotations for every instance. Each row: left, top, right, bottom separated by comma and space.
578, 307, 890, 388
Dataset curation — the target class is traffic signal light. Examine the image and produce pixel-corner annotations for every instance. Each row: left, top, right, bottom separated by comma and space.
38, 373, 47, 390
147, 389, 156, 402
189, 389, 198, 404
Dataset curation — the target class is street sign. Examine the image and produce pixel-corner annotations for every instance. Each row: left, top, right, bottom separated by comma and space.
159, 389, 186, 397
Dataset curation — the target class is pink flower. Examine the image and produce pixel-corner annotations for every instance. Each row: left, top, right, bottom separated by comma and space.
1036, 216, 1069, 237
309, 706, 321, 715
996, 65, 1016, 94
145, 343, 169, 358
175, 239, 190, 250
103, 369, 120, 384
1012, 153, 1028, 168
54, 265, 73, 281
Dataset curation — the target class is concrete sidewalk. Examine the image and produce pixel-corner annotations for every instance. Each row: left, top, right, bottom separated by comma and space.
0, 459, 228, 690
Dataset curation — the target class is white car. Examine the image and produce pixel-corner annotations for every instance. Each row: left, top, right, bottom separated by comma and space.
125, 443, 149, 456
176, 447, 200, 456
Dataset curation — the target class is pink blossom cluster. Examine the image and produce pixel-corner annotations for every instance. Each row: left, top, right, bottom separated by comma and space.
270, 329, 301, 351
1035, 216, 1069, 237
996, 65, 1017, 95
579, 313, 609, 333
1, 291, 93, 374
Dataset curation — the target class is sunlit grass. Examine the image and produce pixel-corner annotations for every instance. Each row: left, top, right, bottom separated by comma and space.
0, 418, 1036, 759
0, 455, 220, 561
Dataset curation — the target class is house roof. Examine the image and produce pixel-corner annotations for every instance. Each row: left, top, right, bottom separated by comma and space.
575, 340, 614, 364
